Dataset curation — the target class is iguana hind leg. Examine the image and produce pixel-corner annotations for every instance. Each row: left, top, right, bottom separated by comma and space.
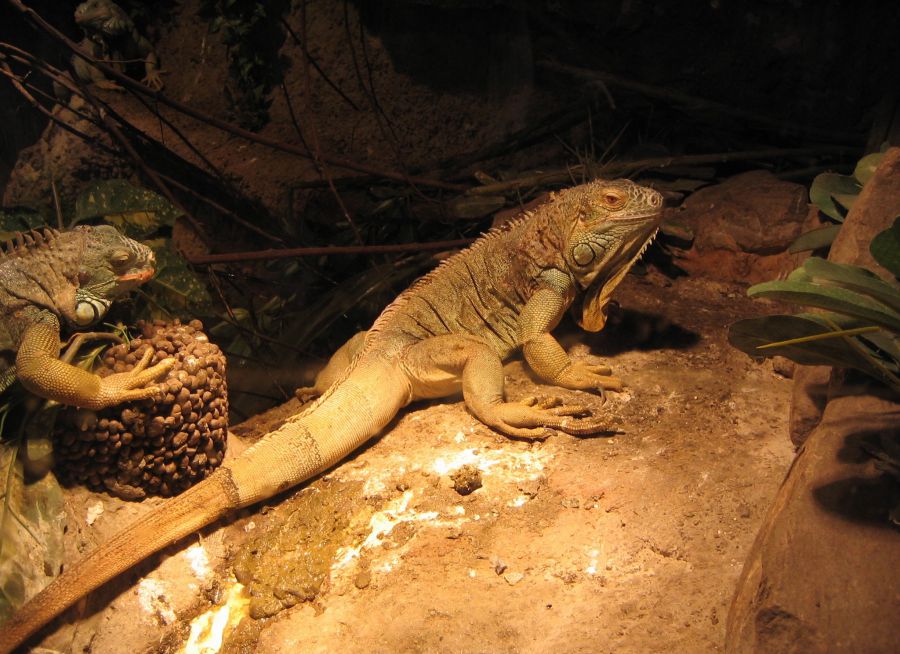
296, 330, 368, 401
403, 334, 609, 440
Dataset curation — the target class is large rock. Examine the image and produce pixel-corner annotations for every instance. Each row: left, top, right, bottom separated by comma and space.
725, 394, 900, 654
788, 148, 900, 447
728, 150, 900, 653
829, 146, 900, 279
674, 170, 809, 283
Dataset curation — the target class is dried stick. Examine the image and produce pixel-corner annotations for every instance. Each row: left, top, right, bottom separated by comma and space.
185, 238, 476, 265
73, 76, 205, 236
540, 60, 862, 145
279, 15, 359, 111
7, 0, 462, 191
466, 146, 856, 196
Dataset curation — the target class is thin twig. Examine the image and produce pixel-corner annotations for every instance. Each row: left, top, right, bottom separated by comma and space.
73, 77, 205, 236
540, 60, 862, 145
127, 88, 229, 184
279, 15, 359, 111
290, 7, 364, 244
156, 171, 284, 244
466, 146, 857, 196
6, 0, 462, 191
186, 238, 476, 265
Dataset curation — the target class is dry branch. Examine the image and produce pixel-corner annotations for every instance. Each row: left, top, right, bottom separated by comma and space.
6, 0, 463, 191
185, 238, 476, 265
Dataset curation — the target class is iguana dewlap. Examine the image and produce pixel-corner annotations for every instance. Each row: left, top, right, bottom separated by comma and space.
0, 225, 174, 409
0, 179, 663, 653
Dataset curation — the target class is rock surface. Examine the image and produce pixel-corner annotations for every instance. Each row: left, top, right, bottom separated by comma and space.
728, 149, 900, 653
672, 170, 809, 283
725, 395, 900, 654
828, 146, 900, 280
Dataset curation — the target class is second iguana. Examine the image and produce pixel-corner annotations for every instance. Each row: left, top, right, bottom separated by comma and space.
0, 178, 664, 653
0, 224, 174, 408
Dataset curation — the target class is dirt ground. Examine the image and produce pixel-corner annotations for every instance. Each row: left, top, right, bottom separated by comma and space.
33, 271, 796, 654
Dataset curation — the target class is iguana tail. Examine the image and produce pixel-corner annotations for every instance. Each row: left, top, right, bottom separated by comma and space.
0, 354, 410, 654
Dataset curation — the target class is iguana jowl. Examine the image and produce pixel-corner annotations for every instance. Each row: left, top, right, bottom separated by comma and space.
0, 225, 174, 409
0, 179, 663, 653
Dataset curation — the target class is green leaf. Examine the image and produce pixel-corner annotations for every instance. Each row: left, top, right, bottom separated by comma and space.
0, 440, 66, 621
747, 279, 900, 332
73, 180, 183, 237
801, 257, 900, 314
0, 209, 48, 241
809, 173, 861, 222
143, 241, 213, 318
853, 152, 884, 185
870, 217, 900, 278
727, 315, 895, 384
788, 224, 841, 253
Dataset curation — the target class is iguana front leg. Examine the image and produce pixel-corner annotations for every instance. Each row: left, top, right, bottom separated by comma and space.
403, 334, 607, 440
16, 313, 174, 410
519, 270, 622, 393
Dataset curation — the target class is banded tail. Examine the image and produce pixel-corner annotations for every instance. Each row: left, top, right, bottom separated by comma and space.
0, 354, 410, 654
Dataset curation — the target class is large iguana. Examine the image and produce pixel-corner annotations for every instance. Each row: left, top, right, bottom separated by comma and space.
0, 225, 174, 409
0, 178, 663, 653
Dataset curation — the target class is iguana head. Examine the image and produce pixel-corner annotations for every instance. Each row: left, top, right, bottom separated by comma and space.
74, 0, 130, 36
560, 179, 663, 332
74, 225, 156, 326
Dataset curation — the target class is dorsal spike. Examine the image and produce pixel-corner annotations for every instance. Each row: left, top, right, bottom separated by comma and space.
14, 232, 25, 251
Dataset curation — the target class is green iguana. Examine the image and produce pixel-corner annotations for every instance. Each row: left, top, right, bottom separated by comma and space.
71, 0, 163, 92
0, 225, 174, 409
0, 179, 663, 653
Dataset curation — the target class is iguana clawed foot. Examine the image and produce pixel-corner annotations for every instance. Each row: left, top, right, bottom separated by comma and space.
552, 360, 623, 394
479, 395, 609, 440
90, 347, 175, 409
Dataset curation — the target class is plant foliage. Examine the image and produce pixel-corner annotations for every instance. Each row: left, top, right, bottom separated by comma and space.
789, 151, 884, 253
729, 223, 900, 393
200, 0, 290, 131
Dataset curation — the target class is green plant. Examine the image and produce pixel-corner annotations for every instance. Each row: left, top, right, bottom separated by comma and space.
200, 0, 289, 131
729, 218, 900, 393
789, 152, 884, 253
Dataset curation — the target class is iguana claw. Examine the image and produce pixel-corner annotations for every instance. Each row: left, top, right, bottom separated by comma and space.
92, 347, 175, 408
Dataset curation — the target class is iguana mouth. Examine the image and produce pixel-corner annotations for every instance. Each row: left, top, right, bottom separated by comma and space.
118, 268, 154, 283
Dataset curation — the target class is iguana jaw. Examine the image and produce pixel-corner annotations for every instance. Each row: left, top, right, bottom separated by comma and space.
117, 267, 154, 284
577, 215, 662, 332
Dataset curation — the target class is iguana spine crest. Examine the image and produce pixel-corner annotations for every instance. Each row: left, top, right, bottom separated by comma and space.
0, 227, 59, 259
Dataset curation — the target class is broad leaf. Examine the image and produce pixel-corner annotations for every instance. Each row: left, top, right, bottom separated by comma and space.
0, 209, 48, 242
809, 173, 860, 222
0, 440, 66, 621
73, 179, 183, 237
870, 217, 900, 278
727, 315, 893, 383
853, 152, 884, 185
143, 240, 213, 318
748, 279, 900, 332
801, 257, 900, 314
788, 224, 841, 253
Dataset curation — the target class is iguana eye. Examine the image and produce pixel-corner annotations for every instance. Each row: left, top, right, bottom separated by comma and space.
110, 249, 131, 269
601, 191, 625, 209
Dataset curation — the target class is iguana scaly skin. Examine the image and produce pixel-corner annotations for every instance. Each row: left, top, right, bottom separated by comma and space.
0, 225, 174, 409
72, 0, 163, 91
0, 179, 663, 653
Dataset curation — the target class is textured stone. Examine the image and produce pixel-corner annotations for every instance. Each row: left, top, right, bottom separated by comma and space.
680, 170, 808, 254
828, 146, 900, 276
726, 395, 900, 654
674, 170, 809, 283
